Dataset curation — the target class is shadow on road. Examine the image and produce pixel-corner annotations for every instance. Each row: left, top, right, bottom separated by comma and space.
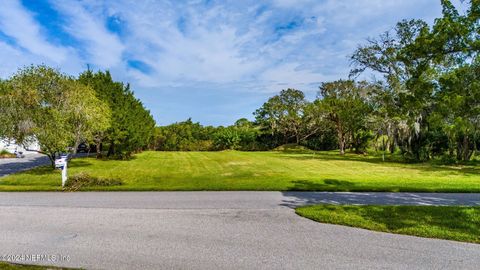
0, 153, 92, 177
0, 155, 51, 177
280, 191, 480, 208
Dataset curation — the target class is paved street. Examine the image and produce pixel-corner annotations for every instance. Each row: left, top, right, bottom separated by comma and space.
0, 192, 479, 270
0, 154, 50, 177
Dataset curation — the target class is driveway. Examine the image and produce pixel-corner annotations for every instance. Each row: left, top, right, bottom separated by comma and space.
0, 154, 50, 177
0, 192, 479, 270
0, 153, 91, 177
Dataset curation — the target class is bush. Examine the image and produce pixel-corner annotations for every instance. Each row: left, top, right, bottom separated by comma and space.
301, 131, 338, 151
351, 130, 374, 154
64, 172, 122, 191
274, 144, 310, 152
0, 149, 15, 158
214, 127, 241, 150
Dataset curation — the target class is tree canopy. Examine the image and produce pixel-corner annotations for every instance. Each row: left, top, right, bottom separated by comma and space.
0, 65, 155, 165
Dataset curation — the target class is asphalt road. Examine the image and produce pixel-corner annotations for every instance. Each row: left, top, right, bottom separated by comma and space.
0, 192, 479, 270
0, 154, 50, 177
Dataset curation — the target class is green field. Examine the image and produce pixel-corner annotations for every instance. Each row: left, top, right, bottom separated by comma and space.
1, 150, 480, 191
296, 205, 480, 244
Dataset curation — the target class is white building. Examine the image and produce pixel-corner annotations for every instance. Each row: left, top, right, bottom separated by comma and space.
0, 138, 41, 155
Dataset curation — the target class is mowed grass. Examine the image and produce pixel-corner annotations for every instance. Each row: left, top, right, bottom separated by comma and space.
1, 150, 480, 191
0, 261, 81, 270
295, 205, 480, 244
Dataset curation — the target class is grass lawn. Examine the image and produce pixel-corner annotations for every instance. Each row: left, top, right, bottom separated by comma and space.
295, 205, 480, 244
0, 150, 479, 191
0, 261, 80, 270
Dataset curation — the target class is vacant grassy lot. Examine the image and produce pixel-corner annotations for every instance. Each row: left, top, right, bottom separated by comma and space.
1, 150, 479, 191
296, 205, 480, 244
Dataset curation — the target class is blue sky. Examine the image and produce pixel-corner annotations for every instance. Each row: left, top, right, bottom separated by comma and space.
0, 0, 459, 126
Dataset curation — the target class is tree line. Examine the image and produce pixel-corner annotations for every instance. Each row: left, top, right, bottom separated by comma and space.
154, 1, 480, 162
0, 66, 155, 166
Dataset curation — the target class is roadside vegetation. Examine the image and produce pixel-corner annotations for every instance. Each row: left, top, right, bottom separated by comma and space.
1, 150, 479, 192
0, 149, 15, 158
0, 261, 81, 270
296, 205, 480, 244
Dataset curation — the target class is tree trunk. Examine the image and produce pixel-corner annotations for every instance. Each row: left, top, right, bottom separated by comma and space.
73, 141, 80, 155
96, 143, 102, 159
107, 141, 115, 157
457, 139, 462, 161
47, 152, 56, 169
389, 136, 396, 154
338, 132, 345, 155
463, 135, 470, 161
335, 120, 345, 155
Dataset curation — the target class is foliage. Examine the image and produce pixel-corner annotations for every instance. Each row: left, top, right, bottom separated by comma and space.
0, 149, 15, 158
78, 70, 155, 158
4, 65, 72, 166
0, 65, 153, 170
64, 79, 111, 154
317, 80, 374, 154
213, 127, 241, 150
254, 88, 320, 145
153, 118, 261, 151
348, 0, 480, 161
153, 119, 215, 151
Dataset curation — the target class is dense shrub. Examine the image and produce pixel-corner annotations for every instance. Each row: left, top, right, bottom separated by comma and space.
0, 149, 15, 158
64, 172, 122, 191
213, 127, 241, 150
153, 119, 215, 151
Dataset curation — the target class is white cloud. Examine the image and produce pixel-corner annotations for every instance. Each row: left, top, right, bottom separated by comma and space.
51, 0, 125, 68
259, 62, 331, 93
0, 0, 69, 63
102, 1, 268, 86
0, 0, 450, 124
77, 0, 445, 95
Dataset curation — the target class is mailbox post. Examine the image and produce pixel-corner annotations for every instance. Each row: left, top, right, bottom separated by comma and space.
55, 154, 68, 187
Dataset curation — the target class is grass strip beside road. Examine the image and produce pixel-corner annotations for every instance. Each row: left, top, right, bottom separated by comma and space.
0, 261, 81, 270
296, 205, 480, 244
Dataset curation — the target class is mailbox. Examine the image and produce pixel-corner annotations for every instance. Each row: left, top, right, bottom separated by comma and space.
55, 158, 66, 169
55, 155, 68, 187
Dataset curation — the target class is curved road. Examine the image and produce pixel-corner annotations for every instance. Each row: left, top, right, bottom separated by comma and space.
0, 154, 50, 177
0, 192, 479, 270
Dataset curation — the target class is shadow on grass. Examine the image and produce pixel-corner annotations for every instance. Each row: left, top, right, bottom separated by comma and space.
356, 205, 480, 235
277, 150, 402, 163
19, 166, 55, 175
14, 160, 93, 176
286, 179, 419, 192
288, 179, 356, 191
277, 151, 480, 175
68, 160, 93, 167
91, 155, 139, 162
